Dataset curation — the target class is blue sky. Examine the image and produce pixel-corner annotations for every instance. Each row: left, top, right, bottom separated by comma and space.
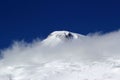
0, 0, 120, 49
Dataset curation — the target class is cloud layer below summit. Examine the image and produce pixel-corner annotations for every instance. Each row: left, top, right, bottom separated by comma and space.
0, 30, 120, 66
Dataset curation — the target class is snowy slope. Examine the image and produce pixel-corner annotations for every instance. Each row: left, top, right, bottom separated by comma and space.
0, 30, 120, 80
42, 31, 85, 46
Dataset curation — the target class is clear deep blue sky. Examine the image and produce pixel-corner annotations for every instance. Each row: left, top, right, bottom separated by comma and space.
0, 0, 120, 49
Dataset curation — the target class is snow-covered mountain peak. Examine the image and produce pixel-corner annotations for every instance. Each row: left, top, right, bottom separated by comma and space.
48, 31, 80, 40
42, 30, 84, 46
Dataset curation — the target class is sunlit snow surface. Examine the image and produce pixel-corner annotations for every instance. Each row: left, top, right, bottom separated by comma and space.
0, 30, 120, 80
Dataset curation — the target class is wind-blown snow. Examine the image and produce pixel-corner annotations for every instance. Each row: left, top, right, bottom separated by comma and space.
0, 30, 120, 80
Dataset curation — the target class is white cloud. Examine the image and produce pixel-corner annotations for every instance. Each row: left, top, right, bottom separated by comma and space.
0, 30, 120, 80
1, 30, 120, 64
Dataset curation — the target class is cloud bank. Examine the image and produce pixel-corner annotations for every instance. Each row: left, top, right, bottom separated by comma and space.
0, 30, 120, 66
0, 30, 120, 80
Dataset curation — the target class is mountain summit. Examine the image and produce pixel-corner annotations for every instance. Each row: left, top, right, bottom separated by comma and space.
47, 31, 80, 40
42, 30, 84, 46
